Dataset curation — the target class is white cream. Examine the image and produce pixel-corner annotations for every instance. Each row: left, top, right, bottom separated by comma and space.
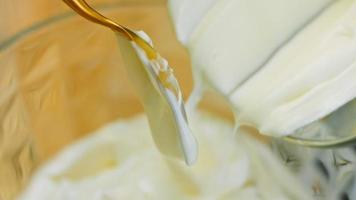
167, 0, 219, 44
18, 112, 312, 200
230, 0, 356, 136
169, 0, 356, 137
182, 0, 333, 94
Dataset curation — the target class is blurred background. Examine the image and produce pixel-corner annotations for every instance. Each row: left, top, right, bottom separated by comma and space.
0, 0, 166, 42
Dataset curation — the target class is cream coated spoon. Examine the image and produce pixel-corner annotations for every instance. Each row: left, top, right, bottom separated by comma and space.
62, 0, 199, 165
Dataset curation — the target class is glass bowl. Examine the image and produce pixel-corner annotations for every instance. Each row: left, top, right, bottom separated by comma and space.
1, 1, 354, 199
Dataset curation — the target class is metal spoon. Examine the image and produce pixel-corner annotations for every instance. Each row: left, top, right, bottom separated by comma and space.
62, 0, 198, 164
62, 0, 157, 59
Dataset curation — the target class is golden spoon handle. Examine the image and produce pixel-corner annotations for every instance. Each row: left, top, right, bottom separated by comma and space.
62, 0, 158, 59
62, 0, 131, 39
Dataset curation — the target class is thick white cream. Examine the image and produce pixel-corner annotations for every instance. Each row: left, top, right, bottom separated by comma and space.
230, 0, 356, 136
181, 0, 333, 94
19, 112, 311, 200
169, 0, 356, 137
